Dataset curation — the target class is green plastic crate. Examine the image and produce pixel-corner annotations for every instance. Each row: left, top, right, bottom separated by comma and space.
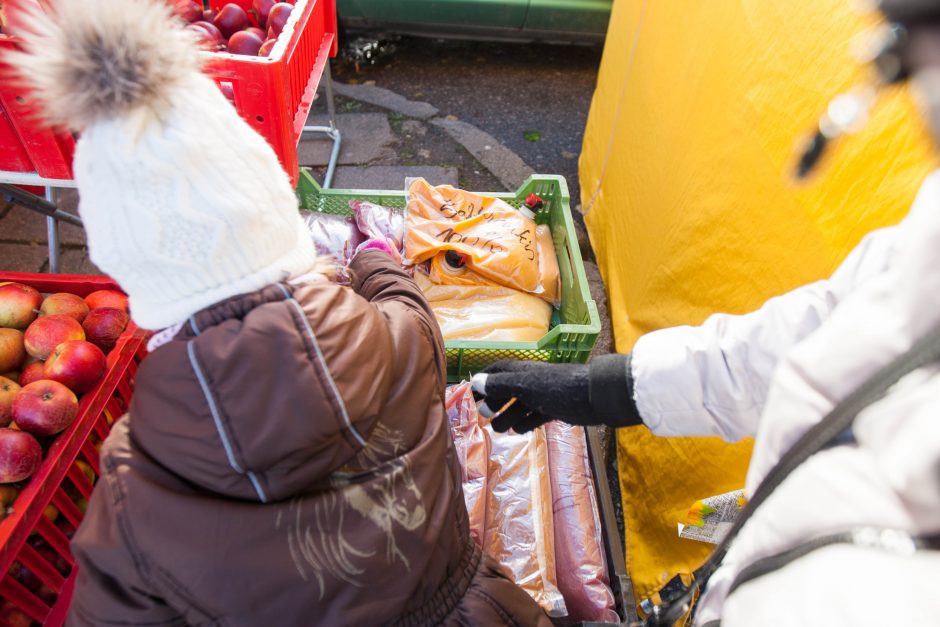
296, 169, 601, 382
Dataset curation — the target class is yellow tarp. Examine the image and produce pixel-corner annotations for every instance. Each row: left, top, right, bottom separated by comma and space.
580, 0, 937, 605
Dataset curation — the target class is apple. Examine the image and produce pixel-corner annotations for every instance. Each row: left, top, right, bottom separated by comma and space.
0, 604, 32, 627
83, 289, 128, 314
258, 37, 276, 56
227, 30, 264, 56
40, 292, 89, 323
219, 82, 236, 102
24, 315, 84, 360
18, 362, 44, 387
266, 2, 292, 38
0, 428, 42, 483
213, 3, 250, 38
0, 329, 25, 373
82, 307, 128, 353
203, 7, 216, 22
245, 26, 265, 39
0, 376, 20, 427
44, 340, 106, 394
0, 485, 18, 512
175, 0, 202, 22
12, 380, 79, 436
190, 20, 225, 49
251, 0, 277, 29
0, 282, 42, 329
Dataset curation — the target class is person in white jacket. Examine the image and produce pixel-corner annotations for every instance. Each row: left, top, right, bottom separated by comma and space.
476, 1, 940, 625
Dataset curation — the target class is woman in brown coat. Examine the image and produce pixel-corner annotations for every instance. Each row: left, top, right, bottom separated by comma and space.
6, 0, 551, 624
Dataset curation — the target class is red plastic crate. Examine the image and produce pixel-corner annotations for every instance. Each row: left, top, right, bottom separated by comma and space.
0, 272, 148, 627
0, 27, 77, 180
0, 0, 336, 186
202, 0, 337, 186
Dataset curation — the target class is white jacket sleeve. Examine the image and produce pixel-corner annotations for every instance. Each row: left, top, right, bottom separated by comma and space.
631, 226, 899, 441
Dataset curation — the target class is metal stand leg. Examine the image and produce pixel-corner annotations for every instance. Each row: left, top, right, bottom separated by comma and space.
45, 187, 60, 274
302, 63, 342, 188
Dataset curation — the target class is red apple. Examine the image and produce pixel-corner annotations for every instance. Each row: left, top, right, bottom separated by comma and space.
44, 340, 106, 394
0, 282, 42, 329
187, 23, 220, 49
174, 0, 202, 22
203, 7, 216, 22
190, 20, 225, 49
0, 329, 25, 373
0, 376, 20, 428
258, 37, 276, 56
82, 307, 128, 353
40, 292, 89, 323
18, 362, 44, 387
83, 290, 128, 314
251, 0, 277, 29
0, 428, 42, 483
0, 605, 32, 627
227, 29, 264, 55
213, 3, 250, 38
12, 380, 79, 436
24, 315, 84, 361
266, 2, 292, 38
245, 26, 264, 39
219, 81, 236, 102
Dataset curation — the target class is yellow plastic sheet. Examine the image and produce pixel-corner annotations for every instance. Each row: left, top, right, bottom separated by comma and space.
579, 0, 938, 605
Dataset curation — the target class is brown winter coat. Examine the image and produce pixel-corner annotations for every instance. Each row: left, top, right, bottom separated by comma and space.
68, 251, 550, 627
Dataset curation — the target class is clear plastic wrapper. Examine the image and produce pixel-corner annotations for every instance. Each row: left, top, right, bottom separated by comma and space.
485, 423, 567, 617
416, 272, 551, 342
404, 178, 542, 294
544, 422, 618, 623
302, 211, 366, 272
444, 382, 490, 546
349, 199, 404, 252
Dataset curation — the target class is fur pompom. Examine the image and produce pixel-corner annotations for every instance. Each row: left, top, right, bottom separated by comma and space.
3, 0, 202, 130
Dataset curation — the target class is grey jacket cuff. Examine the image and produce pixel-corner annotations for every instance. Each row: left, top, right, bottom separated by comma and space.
588, 353, 644, 428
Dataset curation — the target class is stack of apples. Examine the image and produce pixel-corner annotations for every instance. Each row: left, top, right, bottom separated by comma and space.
0, 282, 129, 487
175, 0, 295, 58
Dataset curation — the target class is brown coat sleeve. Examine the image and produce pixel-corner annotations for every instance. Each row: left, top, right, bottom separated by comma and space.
350, 250, 447, 387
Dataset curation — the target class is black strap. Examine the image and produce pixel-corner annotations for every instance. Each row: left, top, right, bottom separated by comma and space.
645, 318, 940, 627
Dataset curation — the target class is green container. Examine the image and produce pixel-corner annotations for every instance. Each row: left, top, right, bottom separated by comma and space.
296, 170, 601, 382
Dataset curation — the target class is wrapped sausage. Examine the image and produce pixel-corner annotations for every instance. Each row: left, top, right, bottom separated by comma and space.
485, 424, 567, 617
545, 422, 618, 623
444, 382, 490, 545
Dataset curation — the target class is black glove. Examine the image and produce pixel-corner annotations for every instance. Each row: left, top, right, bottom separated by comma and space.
475, 354, 644, 433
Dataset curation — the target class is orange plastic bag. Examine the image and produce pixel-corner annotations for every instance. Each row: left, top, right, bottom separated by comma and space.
404, 178, 542, 294
415, 272, 551, 342
427, 224, 560, 306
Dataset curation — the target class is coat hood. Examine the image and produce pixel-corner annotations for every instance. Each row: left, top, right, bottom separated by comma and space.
128, 281, 393, 502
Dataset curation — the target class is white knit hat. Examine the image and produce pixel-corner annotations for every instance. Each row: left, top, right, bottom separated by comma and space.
5, 0, 317, 330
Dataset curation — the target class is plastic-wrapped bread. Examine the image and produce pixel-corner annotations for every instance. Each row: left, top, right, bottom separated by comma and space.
444, 382, 490, 545
544, 422, 618, 623
416, 272, 551, 342
484, 424, 567, 617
